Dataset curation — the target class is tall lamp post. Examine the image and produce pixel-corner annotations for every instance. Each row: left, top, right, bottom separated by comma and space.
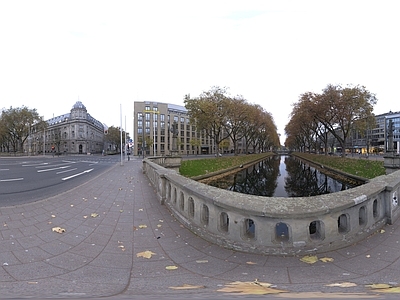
143, 109, 160, 156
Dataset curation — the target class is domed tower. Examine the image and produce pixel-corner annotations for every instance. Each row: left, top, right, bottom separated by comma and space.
70, 101, 87, 119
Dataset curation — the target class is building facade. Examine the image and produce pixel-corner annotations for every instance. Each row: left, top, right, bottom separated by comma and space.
330, 111, 400, 155
133, 101, 215, 156
30, 101, 105, 155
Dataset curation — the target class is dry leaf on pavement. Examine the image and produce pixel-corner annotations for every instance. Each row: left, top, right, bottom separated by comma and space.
136, 250, 156, 259
366, 283, 392, 289
366, 283, 400, 293
319, 257, 334, 263
52, 227, 66, 233
166, 265, 178, 270
217, 280, 287, 295
326, 282, 357, 288
169, 284, 205, 290
196, 260, 208, 263
300, 255, 318, 264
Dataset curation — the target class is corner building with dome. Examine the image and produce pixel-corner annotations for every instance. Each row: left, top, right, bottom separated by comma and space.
37, 101, 105, 155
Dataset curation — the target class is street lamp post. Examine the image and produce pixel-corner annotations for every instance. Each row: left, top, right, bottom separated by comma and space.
144, 109, 160, 156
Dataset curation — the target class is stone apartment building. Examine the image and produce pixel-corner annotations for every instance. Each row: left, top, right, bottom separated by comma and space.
30, 101, 105, 155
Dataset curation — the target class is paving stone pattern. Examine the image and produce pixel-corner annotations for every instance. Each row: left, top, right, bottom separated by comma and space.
0, 156, 399, 299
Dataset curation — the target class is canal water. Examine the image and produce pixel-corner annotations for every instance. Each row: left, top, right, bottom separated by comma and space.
208, 155, 361, 197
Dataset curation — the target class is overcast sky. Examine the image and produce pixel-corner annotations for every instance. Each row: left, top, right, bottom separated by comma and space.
1, 1, 398, 144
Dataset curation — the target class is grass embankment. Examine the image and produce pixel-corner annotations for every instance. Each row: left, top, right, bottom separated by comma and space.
294, 152, 386, 179
179, 152, 386, 180
179, 153, 272, 178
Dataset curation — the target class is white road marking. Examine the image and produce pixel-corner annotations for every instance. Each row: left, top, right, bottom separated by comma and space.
62, 169, 93, 181
22, 162, 49, 167
35, 163, 72, 169
0, 178, 24, 182
37, 166, 71, 173
56, 168, 77, 174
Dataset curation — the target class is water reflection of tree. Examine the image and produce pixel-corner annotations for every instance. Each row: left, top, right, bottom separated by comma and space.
209, 157, 280, 196
208, 155, 355, 197
284, 156, 347, 197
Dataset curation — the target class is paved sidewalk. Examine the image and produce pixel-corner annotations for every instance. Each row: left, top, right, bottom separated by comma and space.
1, 156, 400, 299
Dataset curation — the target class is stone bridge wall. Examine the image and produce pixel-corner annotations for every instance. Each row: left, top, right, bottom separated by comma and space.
143, 157, 400, 255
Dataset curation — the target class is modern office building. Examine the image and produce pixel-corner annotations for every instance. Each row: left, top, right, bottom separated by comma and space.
133, 101, 215, 156
30, 101, 105, 155
332, 111, 400, 155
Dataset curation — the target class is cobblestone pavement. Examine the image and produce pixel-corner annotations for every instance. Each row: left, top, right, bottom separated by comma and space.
0, 156, 399, 299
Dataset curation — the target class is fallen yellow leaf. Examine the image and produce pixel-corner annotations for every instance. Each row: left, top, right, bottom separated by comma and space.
136, 250, 156, 259
376, 287, 400, 293
366, 283, 392, 289
166, 265, 178, 270
138, 224, 147, 229
217, 281, 287, 295
246, 261, 257, 265
300, 255, 318, 264
169, 284, 205, 290
52, 227, 66, 233
319, 257, 334, 263
326, 282, 357, 288
91, 213, 99, 218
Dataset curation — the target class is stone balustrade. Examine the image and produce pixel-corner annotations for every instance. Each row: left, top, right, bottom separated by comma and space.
143, 157, 400, 255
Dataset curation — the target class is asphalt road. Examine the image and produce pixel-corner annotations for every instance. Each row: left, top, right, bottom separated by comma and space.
0, 154, 121, 206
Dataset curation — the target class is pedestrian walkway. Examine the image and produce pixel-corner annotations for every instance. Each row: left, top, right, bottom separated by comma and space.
0, 156, 400, 299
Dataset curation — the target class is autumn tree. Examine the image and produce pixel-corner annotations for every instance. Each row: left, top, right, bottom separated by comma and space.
258, 111, 280, 152
0, 106, 42, 153
286, 92, 322, 153
105, 126, 129, 153
243, 104, 279, 153
184, 86, 230, 156
315, 84, 377, 156
222, 95, 248, 155
189, 137, 201, 155
287, 84, 377, 155
242, 104, 264, 153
